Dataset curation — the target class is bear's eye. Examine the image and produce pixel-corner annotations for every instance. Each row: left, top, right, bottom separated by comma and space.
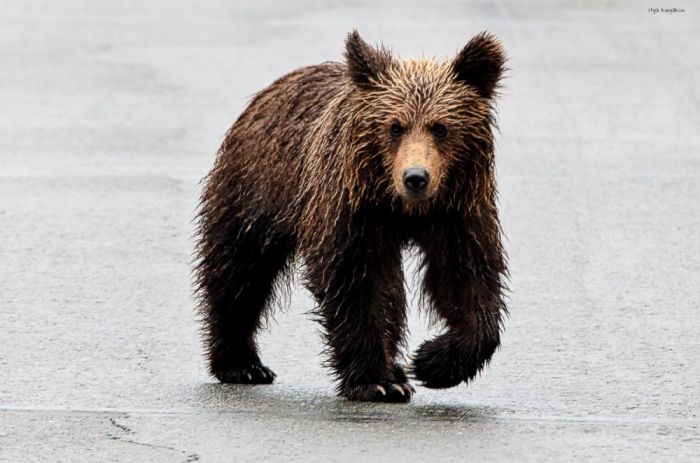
430, 123, 448, 140
389, 122, 404, 139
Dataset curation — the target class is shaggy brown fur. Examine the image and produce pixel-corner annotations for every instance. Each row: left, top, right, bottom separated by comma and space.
194, 31, 508, 402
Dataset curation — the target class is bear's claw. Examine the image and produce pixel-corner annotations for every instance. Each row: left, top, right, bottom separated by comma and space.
343, 364, 416, 402
344, 381, 414, 402
214, 364, 276, 384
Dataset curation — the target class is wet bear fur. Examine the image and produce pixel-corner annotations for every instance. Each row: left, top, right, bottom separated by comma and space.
194, 31, 508, 402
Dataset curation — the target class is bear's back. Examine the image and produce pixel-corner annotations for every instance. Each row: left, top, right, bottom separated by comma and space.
235, 62, 347, 150
213, 62, 349, 227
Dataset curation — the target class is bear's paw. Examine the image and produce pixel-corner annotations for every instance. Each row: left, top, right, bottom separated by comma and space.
411, 336, 464, 389
343, 382, 415, 403
214, 364, 276, 385
411, 333, 498, 389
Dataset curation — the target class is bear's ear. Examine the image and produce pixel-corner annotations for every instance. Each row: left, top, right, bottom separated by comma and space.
344, 30, 392, 89
452, 32, 506, 99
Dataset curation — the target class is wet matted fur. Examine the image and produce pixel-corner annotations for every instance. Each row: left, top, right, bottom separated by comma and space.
194, 31, 508, 402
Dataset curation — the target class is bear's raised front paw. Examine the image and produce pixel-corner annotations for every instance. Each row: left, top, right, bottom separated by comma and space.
214, 364, 276, 384
343, 381, 415, 403
411, 338, 463, 389
411, 334, 499, 389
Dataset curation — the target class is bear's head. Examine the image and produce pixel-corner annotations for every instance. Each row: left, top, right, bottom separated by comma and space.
344, 31, 506, 213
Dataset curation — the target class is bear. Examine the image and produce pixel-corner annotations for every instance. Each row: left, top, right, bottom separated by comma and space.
194, 31, 508, 402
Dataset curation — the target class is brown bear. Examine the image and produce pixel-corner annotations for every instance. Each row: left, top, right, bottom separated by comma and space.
194, 31, 508, 402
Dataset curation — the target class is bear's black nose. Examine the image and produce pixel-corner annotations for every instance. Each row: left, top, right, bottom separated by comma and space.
403, 167, 430, 194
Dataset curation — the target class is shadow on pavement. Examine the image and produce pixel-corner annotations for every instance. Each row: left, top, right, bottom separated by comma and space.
190, 383, 500, 424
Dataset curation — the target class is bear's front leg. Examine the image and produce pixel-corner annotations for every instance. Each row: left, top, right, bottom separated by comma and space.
412, 217, 508, 389
306, 233, 413, 402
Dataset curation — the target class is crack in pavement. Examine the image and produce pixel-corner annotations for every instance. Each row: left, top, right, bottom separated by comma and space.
108, 435, 200, 463
106, 414, 200, 462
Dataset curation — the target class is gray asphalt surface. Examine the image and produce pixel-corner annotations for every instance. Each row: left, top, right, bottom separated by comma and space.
1, 1, 699, 461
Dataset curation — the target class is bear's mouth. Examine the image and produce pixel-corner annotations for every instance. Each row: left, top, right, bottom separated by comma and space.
401, 188, 430, 201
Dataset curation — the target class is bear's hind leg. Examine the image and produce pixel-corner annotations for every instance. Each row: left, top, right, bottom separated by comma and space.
196, 218, 294, 384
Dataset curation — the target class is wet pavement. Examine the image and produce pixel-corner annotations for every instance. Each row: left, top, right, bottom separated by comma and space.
1, 1, 699, 461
